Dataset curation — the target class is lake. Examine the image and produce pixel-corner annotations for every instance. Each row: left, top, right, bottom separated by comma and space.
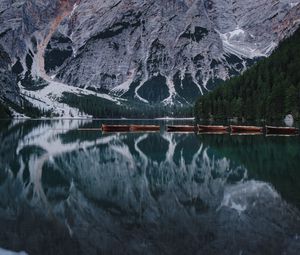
0, 119, 300, 255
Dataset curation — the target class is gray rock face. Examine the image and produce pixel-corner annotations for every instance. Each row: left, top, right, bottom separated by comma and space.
0, 0, 61, 104
0, 0, 24, 105
0, 45, 20, 105
55, 0, 300, 104
0, 0, 300, 106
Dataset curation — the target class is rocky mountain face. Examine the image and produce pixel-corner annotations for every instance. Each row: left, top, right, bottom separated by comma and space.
0, 45, 20, 105
0, 0, 300, 112
0, 0, 78, 108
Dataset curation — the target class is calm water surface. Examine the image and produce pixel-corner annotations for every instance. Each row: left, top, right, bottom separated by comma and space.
0, 119, 300, 255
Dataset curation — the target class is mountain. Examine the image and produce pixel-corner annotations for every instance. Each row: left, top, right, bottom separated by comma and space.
195, 26, 300, 121
0, 0, 300, 117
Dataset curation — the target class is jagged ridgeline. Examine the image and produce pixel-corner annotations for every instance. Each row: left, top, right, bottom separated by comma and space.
195, 28, 300, 121
1, 0, 300, 118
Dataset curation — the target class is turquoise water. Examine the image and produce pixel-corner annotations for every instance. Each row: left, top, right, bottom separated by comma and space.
0, 119, 299, 254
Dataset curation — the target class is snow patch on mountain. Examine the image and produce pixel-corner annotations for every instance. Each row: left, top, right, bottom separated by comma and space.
218, 28, 268, 58
134, 80, 150, 104
20, 78, 122, 117
0, 248, 27, 255
162, 77, 177, 106
290, 2, 300, 8
110, 71, 135, 96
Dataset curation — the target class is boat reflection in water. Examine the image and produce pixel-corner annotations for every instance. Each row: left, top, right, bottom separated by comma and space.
0, 120, 299, 255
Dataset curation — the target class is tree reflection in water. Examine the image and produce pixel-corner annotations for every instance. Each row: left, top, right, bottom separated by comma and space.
0, 120, 299, 255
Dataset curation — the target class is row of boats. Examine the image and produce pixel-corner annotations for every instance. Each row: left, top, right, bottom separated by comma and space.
101, 124, 299, 135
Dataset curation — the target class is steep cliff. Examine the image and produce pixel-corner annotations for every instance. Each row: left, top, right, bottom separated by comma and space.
0, 45, 20, 107
0, 0, 300, 115
53, 0, 300, 104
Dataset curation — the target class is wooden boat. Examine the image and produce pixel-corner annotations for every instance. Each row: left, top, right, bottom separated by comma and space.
265, 125, 299, 135
167, 125, 197, 132
130, 125, 160, 132
197, 131, 228, 135
231, 132, 263, 136
230, 125, 263, 133
101, 124, 130, 132
198, 125, 228, 132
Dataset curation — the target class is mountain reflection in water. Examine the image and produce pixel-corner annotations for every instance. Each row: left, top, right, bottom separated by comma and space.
0, 120, 299, 255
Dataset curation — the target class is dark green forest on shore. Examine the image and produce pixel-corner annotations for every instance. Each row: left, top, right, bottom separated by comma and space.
195, 28, 300, 121
61, 92, 193, 118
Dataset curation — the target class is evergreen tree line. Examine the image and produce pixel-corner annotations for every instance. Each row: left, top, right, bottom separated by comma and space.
195, 28, 300, 121
61, 92, 193, 118
0, 97, 52, 119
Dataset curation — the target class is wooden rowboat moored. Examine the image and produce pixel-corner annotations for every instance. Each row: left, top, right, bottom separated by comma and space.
231, 132, 263, 136
198, 125, 228, 132
230, 125, 263, 133
130, 125, 160, 132
198, 131, 228, 135
167, 125, 197, 132
265, 125, 299, 135
101, 124, 130, 132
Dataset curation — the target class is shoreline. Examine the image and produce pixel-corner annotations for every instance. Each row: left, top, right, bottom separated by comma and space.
0, 117, 195, 121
